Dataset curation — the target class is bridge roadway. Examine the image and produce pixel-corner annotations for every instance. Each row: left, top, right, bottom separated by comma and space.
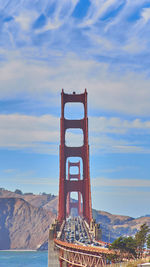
61, 217, 104, 248
51, 216, 117, 267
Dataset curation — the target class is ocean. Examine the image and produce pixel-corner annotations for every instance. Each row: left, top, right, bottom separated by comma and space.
0, 251, 48, 267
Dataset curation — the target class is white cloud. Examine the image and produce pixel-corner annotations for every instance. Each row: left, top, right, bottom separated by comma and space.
141, 8, 150, 23
89, 116, 150, 154
35, 20, 61, 33
0, 52, 150, 155
65, 130, 83, 147
105, 0, 143, 31
92, 177, 150, 188
80, 0, 122, 27
1, 0, 150, 61
90, 117, 150, 134
0, 114, 59, 154
90, 134, 150, 155
1, 52, 150, 116
103, 1, 150, 56
1, 113, 149, 155
14, 11, 37, 31
0, 57, 60, 100
123, 37, 146, 54
34, 0, 79, 33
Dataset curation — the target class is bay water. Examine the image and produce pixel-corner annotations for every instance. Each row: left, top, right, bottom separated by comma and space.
0, 251, 48, 267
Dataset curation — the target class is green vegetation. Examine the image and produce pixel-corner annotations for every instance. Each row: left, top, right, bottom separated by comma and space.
109, 223, 150, 263
135, 223, 150, 258
110, 236, 137, 260
147, 234, 150, 250
14, 189, 23, 195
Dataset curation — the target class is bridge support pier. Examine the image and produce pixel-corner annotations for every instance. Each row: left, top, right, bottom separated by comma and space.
59, 258, 68, 267
48, 225, 60, 267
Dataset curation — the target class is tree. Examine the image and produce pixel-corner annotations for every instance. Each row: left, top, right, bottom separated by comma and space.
110, 236, 126, 251
110, 236, 137, 260
147, 234, 150, 250
14, 189, 23, 195
124, 236, 137, 258
135, 223, 150, 257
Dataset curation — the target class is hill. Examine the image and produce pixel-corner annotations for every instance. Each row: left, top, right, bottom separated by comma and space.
93, 209, 150, 242
1, 188, 150, 248
0, 196, 56, 249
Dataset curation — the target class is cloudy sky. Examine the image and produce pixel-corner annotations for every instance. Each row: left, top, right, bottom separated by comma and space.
0, 0, 150, 218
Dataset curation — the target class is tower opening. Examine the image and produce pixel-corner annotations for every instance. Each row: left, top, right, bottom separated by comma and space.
65, 103, 84, 119
65, 128, 83, 147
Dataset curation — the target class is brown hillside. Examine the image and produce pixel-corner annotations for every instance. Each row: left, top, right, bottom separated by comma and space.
93, 209, 150, 242
1, 188, 150, 246
43, 196, 58, 214
0, 188, 56, 211
0, 197, 56, 249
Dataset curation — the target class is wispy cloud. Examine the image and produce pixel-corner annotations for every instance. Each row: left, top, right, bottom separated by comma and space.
90, 117, 150, 134
89, 116, 150, 154
92, 177, 150, 188
1, 0, 150, 69
142, 7, 150, 23
12, 177, 58, 186
0, 1, 150, 218
80, 0, 123, 27
0, 52, 150, 116
0, 113, 150, 155
90, 135, 150, 155
14, 10, 38, 31
0, 114, 59, 154
3, 169, 17, 174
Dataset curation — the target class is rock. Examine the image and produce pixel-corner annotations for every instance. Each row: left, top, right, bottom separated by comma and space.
0, 197, 56, 249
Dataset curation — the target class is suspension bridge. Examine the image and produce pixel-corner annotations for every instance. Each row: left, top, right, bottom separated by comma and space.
48, 90, 117, 267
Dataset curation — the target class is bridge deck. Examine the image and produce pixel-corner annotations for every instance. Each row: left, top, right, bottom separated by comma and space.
54, 238, 115, 255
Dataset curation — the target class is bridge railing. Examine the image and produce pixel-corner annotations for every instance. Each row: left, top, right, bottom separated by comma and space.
54, 239, 107, 267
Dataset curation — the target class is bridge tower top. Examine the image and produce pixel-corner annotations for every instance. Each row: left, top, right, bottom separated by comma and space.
58, 89, 92, 224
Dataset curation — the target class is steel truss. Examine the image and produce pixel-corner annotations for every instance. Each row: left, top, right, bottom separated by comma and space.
56, 244, 107, 267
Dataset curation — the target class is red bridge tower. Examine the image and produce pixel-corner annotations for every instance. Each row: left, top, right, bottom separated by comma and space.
66, 161, 82, 217
58, 89, 92, 224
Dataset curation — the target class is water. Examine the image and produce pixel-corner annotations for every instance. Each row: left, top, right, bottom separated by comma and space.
0, 251, 48, 267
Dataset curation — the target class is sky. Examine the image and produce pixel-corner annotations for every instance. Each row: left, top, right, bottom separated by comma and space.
0, 0, 150, 218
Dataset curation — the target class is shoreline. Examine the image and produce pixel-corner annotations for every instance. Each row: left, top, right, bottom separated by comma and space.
0, 250, 38, 252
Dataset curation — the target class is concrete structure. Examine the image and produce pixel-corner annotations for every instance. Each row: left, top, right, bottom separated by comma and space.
48, 225, 60, 267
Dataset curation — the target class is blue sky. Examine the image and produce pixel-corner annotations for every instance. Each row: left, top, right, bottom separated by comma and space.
0, 0, 150, 217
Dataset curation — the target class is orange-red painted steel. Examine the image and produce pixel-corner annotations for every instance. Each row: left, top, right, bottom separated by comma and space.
58, 90, 92, 223
54, 239, 113, 255
66, 161, 82, 216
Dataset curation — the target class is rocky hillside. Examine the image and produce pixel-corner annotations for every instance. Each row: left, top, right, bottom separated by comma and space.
93, 209, 150, 242
0, 197, 56, 250
1, 188, 150, 248
0, 188, 57, 210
